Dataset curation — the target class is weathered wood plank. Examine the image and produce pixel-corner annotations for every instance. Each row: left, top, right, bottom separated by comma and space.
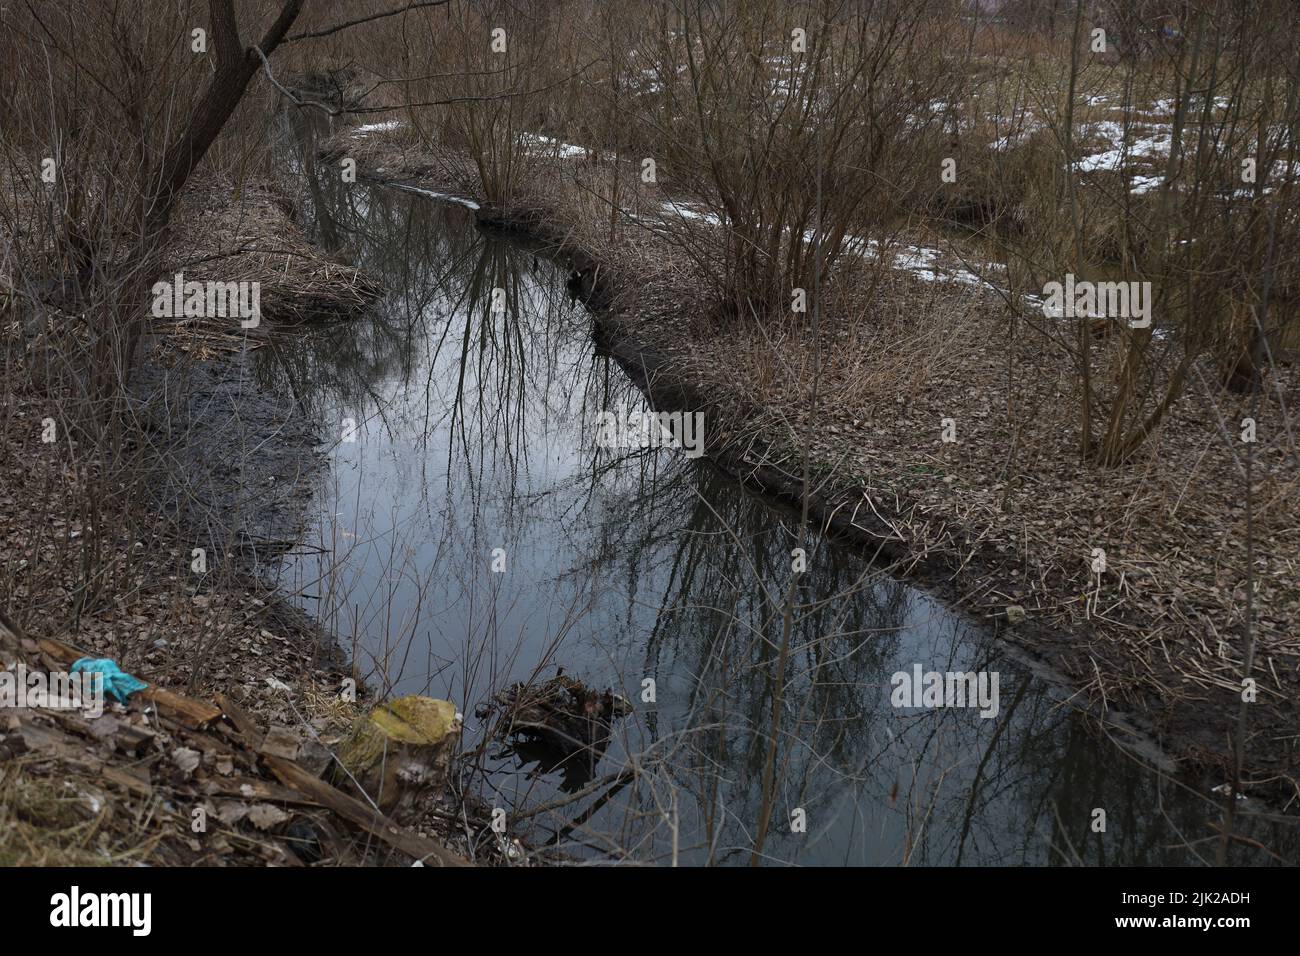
37, 637, 222, 730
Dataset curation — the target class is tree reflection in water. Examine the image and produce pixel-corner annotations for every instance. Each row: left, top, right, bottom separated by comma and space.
259, 114, 1299, 867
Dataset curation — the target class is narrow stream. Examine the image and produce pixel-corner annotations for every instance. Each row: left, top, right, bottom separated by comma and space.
249, 115, 1294, 866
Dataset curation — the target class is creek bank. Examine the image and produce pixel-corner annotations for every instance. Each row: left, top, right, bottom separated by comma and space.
0, 171, 507, 865
516, 210, 1298, 801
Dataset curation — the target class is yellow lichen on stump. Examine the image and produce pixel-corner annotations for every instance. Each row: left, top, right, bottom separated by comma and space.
332, 696, 459, 817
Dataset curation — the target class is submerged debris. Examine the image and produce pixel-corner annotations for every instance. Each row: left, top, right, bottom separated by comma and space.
1211, 783, 1249, 802
483, 672, 632, 792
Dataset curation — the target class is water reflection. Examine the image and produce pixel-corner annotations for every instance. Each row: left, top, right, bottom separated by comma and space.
259, 115, 1298, 867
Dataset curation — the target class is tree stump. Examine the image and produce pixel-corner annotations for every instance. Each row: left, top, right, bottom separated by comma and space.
330, 696, 459, 818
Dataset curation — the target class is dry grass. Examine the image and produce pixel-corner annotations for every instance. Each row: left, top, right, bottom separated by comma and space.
3, 0, 1298, 864
0, 758, 144, 866
164, 174, 384, 331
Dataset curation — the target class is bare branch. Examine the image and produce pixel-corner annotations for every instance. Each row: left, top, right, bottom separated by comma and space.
285, 0, 449, 44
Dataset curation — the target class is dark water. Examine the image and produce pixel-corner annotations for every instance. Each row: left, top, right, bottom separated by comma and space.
255, 115, 1297, 866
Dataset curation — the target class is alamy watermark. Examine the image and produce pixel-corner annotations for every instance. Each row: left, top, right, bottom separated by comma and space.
50, 886, 151, 936
1042, 274, 1151, 329
151, 271, 261, 328
1, 663, 104, 718
890, 664, 1000, 719
593, 403, 705, 458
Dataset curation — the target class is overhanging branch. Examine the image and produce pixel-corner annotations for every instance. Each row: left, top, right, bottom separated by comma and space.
285, 0, 449, 43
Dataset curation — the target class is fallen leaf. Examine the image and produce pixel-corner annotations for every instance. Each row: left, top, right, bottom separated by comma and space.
246, 804, 290, 830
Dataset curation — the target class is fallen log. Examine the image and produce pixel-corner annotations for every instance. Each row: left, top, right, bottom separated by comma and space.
37, 637, 222, 730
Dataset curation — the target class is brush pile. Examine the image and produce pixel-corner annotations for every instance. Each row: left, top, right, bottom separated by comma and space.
482, 673, 632, 789
164, 175, 384, 332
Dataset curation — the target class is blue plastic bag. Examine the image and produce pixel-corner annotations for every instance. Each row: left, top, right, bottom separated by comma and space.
71, 657, 148, 703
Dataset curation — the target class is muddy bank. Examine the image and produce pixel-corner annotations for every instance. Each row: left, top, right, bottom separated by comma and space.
114, 172, 388, 570
130, 357, 326, 568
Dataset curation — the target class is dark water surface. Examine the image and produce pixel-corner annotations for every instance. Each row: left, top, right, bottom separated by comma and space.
253, 116, 1295, 866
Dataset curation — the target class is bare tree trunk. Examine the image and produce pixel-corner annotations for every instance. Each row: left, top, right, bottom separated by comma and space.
147, 0, 306, 236
1094, 5, 1201, 465
1063, 0, 1091, 458
120, 0, 305, 384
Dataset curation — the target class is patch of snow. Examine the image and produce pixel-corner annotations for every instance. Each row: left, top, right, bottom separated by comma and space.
659, 200, 720, 225
1129, 174, 1163, 194
353, 120, 402, 136
1076, 131, 1171, 173
383, 181, 481, 211
521, 133, 593, 160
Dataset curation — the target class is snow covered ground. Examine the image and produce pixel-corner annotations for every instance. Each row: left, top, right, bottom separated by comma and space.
352, 120, 403, 136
